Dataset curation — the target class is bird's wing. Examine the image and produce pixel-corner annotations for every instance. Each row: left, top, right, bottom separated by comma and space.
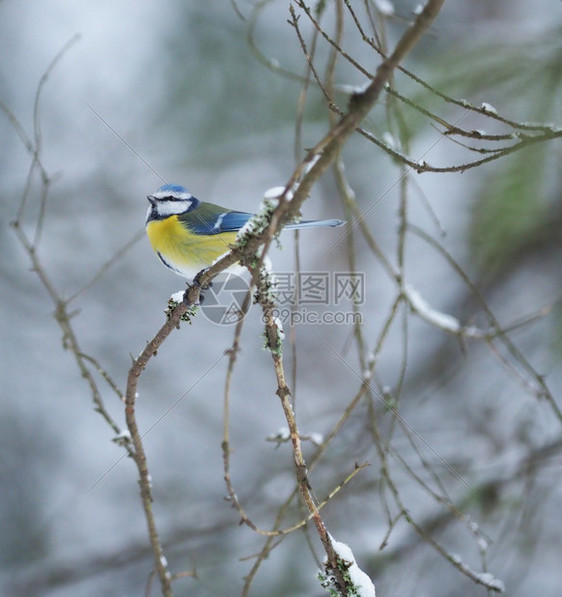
179, 202, 253, 235
212, 211, 254, 233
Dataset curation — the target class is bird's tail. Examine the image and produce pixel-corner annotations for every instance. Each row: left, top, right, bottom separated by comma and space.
285, 218, 345, 229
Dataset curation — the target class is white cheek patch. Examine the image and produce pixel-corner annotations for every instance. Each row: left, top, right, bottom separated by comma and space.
156, 200, 192, 217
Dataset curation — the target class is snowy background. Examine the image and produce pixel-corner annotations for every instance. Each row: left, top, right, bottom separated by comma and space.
1, 1, 561, 596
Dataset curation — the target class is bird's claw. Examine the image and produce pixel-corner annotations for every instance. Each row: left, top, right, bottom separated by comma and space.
187, 269, 214, 304
193, 268, 212, 290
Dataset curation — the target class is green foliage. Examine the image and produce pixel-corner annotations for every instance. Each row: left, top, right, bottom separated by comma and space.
165, 294, 198, 323
158, 4, 305, 165
469, 143, 549, 275
390, 28, 561, 281
318, 556, 364, 597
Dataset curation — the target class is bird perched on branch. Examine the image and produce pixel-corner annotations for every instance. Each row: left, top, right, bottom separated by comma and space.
145, 184, 344, 280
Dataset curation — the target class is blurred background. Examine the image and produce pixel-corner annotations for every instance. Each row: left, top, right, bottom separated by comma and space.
1, 1, 561, 596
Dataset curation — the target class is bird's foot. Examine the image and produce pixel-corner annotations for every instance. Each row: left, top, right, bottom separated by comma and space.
186, 269, 213, 305
193, 268, 213, 290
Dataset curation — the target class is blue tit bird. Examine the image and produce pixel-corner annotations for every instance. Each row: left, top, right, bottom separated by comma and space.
145, 184, 344, 280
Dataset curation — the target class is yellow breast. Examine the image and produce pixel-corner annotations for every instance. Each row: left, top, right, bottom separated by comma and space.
146, 215, 237, 278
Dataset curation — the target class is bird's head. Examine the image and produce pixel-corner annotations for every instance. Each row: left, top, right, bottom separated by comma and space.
146, 184, 199, 222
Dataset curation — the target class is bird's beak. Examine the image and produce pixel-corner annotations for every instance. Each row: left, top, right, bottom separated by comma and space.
147, 195, 156, 205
